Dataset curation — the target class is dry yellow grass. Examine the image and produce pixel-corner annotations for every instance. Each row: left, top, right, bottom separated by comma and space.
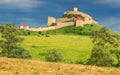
0, 57, 120, 75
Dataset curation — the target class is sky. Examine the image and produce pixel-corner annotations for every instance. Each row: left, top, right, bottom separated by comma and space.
0, 0, 120, 32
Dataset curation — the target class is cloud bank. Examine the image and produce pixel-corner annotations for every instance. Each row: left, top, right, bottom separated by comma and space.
0, 0, 45, 9
94, 0, 120, 7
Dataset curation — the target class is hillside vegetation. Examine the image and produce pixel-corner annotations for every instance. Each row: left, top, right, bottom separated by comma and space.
19, 24, 117, 64
0, 57, 120, 75
21, 35, 93, 63
20, 24, 117, 36
20, 24, 101, 35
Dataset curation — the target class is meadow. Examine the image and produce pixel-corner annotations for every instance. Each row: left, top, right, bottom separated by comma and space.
21, 35, 93, 63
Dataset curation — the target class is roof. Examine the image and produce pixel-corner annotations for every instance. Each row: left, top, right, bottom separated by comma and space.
76, 16, 82, 20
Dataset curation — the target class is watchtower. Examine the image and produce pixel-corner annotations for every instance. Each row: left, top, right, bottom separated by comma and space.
25, 24, 29, 30
73, 8, 78, 12
19, 24, 24, 29
19, 24, 29, 30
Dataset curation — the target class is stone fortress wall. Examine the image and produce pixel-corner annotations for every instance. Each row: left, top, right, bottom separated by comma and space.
20, 8, 98, 31
26, 22, 74, 31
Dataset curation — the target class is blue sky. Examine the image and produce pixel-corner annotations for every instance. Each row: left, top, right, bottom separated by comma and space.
0, 0, 120, 32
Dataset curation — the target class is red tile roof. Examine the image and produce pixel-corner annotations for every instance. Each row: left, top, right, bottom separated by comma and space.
76, 16, 82, 20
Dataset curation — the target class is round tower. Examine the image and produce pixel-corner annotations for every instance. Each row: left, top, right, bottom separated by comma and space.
25, 24, 29, 30
19, 24, 24, 29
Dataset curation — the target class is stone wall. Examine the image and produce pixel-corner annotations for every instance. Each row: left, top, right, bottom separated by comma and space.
56, 18, 72, 23
27, 22, 75, 31
56, 22, 74, 28
76, 20, 84, 27
27, 26, 56, 31
48, 16, 56, 26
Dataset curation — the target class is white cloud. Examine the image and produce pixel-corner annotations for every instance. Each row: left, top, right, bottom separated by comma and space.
99, 17, 120, 32
0, 0, 45, 9
94, 0, 120, 7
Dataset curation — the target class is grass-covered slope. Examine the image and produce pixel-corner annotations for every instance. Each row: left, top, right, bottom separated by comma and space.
20, 24, 117, 36
18, 24, 117, 63
46, 24, 101, 35
0, 57, 120, 75
21, 35, 92, 63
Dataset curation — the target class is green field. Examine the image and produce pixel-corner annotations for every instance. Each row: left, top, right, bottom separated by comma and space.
21, 35, 93, 63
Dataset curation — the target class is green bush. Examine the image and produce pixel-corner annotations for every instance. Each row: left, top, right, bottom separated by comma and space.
38, 31, 42, 35
45, 31, 50, 37
87, 46, 113, 67
76, 60, 84, 64
45, 49, 63, 62
110, 50, 120, 67
0, 47, 32, 59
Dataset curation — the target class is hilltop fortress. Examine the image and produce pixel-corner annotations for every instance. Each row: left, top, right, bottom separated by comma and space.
20, 8, 98, 31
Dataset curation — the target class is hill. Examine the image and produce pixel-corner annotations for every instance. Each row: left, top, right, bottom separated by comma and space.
20, 24, 117, 36
47, 24, 101, 35
19, 26, 118, 64
21, 35, 92, 63
0, 57, 120, 75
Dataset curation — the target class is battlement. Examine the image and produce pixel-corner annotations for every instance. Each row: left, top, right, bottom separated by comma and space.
73, 8, 78, 12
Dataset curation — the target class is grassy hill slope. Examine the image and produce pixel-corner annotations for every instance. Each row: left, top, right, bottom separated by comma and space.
0, 57, 120, 75
20, 24, 117, 36
21, 35, 93, 63
47, 24, 101, 35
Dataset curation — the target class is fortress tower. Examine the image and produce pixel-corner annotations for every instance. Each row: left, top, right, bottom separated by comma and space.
25, 24, 29, 30
73, 8, 78, 12
19, 24, 24, 29
19, 24, 29, 30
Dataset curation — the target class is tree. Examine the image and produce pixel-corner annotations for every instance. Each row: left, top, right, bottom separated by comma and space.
45, 49, 63, 62
0, 23, 31, 59
110, 50, 120, 67
87, 46, 113, 66
87, 27, 119, 67
7, 46, 32, 59
109, 34, 120, 67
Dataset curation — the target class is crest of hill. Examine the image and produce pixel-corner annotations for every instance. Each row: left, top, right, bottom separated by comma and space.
0, 57, 120, 75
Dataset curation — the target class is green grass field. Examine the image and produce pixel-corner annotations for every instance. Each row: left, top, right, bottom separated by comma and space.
21, 35, 93, 63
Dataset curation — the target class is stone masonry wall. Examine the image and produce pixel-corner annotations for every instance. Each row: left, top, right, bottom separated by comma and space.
56, 22, 74, 28
27, 26, 56, 31
48, 16, 56, 26
27, 22, 75, 31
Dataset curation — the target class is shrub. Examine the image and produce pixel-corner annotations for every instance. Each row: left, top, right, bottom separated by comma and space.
110, 50, 120, 67
45, 49, 63, 62
87, 46, 113, 67
27, 31, 31, 35
0, 46, 32, 59
45, 31, 50, 37
38, 31, 42, 35
76, 60, 84, 64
